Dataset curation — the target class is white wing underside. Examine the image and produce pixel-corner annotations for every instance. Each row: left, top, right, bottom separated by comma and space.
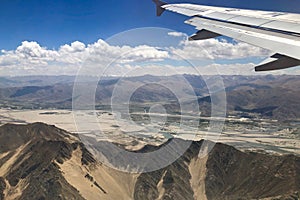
156, 2, 300, 71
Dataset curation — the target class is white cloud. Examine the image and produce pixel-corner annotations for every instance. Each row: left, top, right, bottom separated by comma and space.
0, 41, 60, 74
16, 41, 55, 59
0, 39, 169, 76
106, 63, 255, 76
169, 39, 271, 60
198, 63, 257, 75
0, 38, 298, 76
60, 41, 86, 53
102, 62, 300, 77
168, 32, 187, 37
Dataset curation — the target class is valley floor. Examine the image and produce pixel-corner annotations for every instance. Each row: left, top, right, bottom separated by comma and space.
0, 109, 299, 156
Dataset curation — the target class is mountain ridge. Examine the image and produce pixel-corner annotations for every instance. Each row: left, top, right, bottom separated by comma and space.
0, 123, 299, 199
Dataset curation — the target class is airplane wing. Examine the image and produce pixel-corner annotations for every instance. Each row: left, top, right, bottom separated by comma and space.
153, 0, 300, 71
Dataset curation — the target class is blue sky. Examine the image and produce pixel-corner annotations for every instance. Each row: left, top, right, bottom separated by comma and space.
0, 0, 299, 50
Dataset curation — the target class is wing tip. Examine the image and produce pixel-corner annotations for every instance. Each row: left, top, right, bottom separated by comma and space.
189, 30, 221, 41
152, 0, 167, 16
255, 54, 300, 71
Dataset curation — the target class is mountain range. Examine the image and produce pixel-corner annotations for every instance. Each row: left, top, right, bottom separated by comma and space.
0, 75, 299, 121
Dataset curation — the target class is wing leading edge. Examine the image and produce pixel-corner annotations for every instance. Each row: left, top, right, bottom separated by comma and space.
153, 0, 300, 71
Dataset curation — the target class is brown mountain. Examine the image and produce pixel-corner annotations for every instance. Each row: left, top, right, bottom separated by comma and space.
0, 123, 299, 199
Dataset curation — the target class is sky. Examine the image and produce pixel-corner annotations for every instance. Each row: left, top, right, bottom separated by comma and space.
0, 0, 299, 76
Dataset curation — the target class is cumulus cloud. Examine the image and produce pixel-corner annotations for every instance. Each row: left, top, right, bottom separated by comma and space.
0, 37, 296, 76
60, 41, 86, 53
3, 41, 59, 65
0, 39, 169, 75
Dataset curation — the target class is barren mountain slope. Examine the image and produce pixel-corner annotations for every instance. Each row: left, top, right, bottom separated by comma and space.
0, 123, 299, 200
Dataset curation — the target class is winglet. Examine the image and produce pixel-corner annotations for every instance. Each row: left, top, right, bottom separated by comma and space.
189, 30, 221, 41
255, 54, 300, 71
153, 0, 167, 16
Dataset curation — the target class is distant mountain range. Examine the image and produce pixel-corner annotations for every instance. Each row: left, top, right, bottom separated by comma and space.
0, 75, 299, 121
0, 123, 299, 199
